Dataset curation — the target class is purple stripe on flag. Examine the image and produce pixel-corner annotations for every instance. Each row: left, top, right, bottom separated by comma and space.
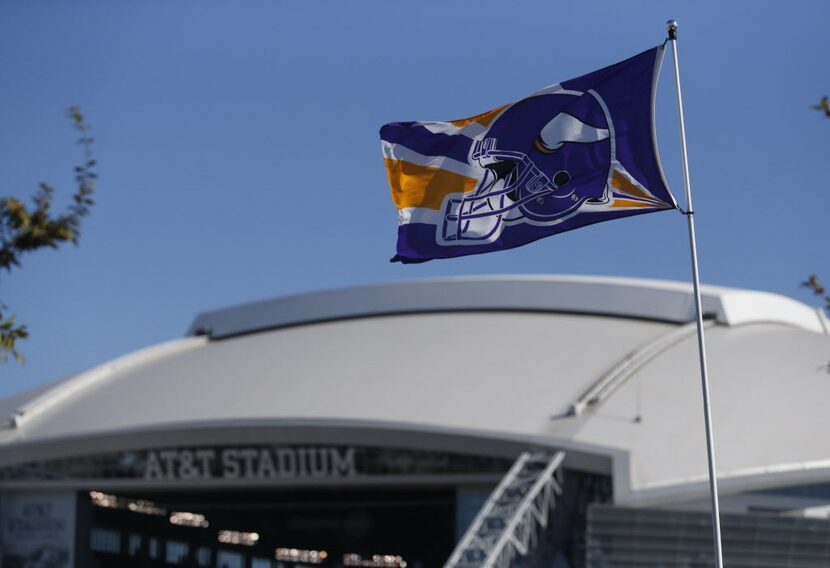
392, 206, 671, 264
380, 122, 473, 164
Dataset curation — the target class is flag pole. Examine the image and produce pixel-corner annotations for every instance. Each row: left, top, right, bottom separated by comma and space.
666, 19, 725, 566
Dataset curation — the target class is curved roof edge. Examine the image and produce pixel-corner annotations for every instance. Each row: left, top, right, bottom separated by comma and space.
188, 275, 828, 339
6, 337, 207, 431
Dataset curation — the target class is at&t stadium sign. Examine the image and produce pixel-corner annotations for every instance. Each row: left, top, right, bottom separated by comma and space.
143, 446, 356, 481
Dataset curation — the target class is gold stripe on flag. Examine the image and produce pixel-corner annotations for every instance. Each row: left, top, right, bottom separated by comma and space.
609, 198, 663, 209
384, 159, 478, 210
448, 104, 508, 128
611, 170, 664, 204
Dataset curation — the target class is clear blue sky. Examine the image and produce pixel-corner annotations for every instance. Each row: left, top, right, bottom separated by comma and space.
1, 0, 827, 397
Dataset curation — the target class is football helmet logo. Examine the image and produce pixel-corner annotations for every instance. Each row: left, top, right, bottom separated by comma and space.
440, 89, 613, 245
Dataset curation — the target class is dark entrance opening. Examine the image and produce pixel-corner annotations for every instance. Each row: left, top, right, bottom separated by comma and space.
85, 487, 456, 568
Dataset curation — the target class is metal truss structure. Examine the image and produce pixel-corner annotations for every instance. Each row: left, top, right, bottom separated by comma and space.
444, 450, 566, 568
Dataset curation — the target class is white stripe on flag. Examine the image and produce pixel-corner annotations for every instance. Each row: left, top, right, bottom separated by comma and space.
528, 83, 583, 97
419, 121, 488, 138
397, 206, 444, 226
381, 141, 481, 179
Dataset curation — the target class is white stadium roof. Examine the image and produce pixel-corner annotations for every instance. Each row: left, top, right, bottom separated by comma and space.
1, 275, 828, 506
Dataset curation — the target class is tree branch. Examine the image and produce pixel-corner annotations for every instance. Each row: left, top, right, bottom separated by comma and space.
0, 107, 96, 363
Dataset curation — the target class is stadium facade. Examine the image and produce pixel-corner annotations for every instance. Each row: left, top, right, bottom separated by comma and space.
1, 275, 829, 568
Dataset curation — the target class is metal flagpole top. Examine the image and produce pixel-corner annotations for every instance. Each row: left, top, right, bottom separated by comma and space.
666, 20, 678, 39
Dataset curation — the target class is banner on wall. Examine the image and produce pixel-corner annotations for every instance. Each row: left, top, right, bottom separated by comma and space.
1, 491, 76, 568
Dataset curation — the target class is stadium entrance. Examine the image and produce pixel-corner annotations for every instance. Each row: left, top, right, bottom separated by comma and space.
0, 443, 519, 568
86, 487, 457, 568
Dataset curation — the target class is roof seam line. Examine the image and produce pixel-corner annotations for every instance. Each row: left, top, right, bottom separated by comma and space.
568, 319, 716, 416
816, 308, 830, 335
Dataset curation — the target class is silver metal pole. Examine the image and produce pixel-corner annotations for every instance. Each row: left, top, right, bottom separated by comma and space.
666, 19, 725, 567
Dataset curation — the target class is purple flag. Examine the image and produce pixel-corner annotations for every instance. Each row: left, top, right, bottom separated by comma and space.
380, 46, 677, 263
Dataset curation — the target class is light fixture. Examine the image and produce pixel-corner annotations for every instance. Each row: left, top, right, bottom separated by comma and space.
218, 530, 260, 546
169, 511, 209, 528
343, 553, 407, 567
275, 548, 328, 564
89, 491, 166, 516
